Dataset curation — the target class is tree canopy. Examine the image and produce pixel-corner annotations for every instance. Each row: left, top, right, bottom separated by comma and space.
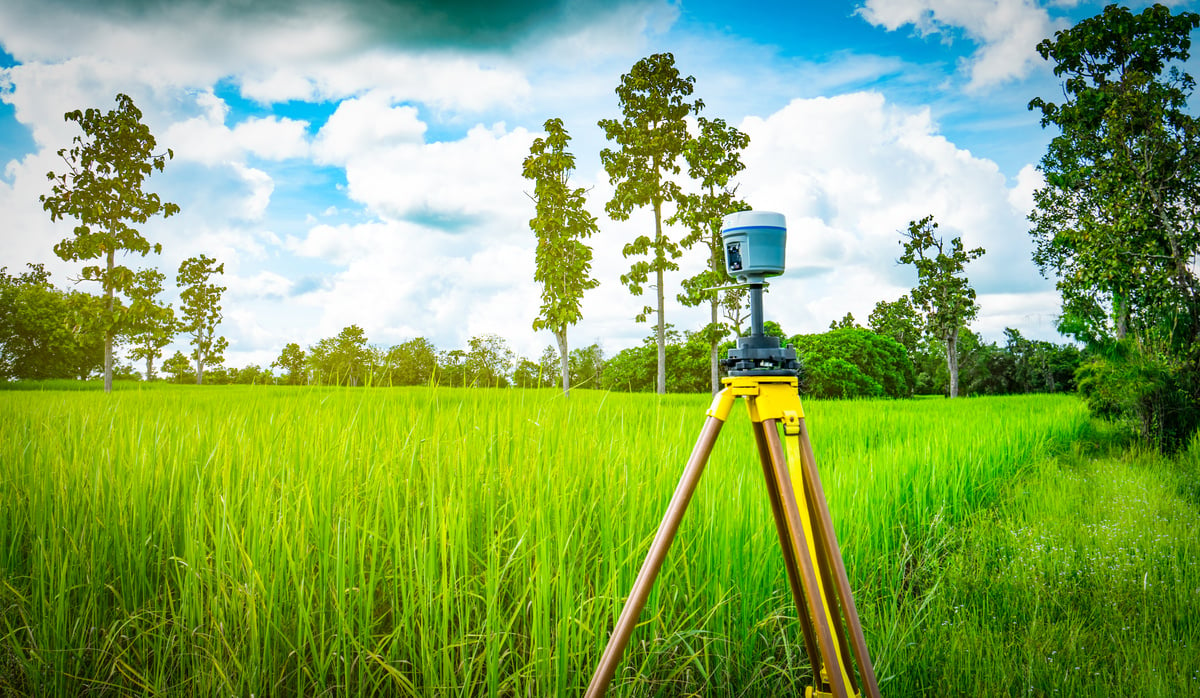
41, 93, 180, 392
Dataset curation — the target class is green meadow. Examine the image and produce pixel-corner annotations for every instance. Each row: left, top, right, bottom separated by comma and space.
0, 385, 1197, 696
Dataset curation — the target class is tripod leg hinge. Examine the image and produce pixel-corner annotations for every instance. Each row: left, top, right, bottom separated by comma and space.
705, 387, 736, 422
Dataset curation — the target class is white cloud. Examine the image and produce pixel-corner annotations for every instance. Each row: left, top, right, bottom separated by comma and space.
732, 91, 1055, 339
230, 163, 274, 221
857, 0, 1063, 91
312, 93, 426, 166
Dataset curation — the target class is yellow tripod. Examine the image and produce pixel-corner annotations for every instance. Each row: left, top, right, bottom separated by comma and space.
585, 375, 881, 698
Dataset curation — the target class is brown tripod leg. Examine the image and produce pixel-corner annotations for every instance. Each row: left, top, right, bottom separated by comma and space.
760, 418, 853, 698
584, 414, 726, 698
750, 420, 821, 680
795, 420, 881, 698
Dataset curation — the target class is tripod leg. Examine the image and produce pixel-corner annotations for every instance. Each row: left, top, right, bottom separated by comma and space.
750, 421, 821, 678
584, 412, 727, 698
760, 419, 854, 698
794, 420, 881, 698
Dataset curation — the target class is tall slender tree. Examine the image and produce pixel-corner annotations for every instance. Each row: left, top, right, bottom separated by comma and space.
177, 255, 227, 385
599, 52, 703, 394
523, 117, 600, 397
899, 215, 985, 398
41, 93, 180, 392
672, 116, 751, 393
125, 268, 175, 381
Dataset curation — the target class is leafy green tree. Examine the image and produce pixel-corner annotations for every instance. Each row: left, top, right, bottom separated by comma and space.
177, 255, 227, 385
124, 268, 175, 381
40, 93, 180, 393
829, 312, 859, 331
232, 364, 271, 385
671, 116, 751, 392
900, 215, 985, 398
599, 52, 703, 394
307, 325, 372, 386
438, 349, 467, 388
1029, 4, 1200, 349
162, 350, 192, 384
272, 342, 307, 385
385, 337, 438, 386
537, 345, 559, 387
791, 328, 915, 399
510, 358, 543, 389
567, 342, 604, 389
465, 334, 514, 388
0, 264, 103, 380
868, 295, 924, 358
523, 117, 600, 398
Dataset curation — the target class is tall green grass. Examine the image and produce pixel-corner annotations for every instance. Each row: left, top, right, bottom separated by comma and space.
0, 387, 1088, 695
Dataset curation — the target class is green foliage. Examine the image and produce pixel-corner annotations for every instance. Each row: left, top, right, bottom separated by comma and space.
671, 116, 751, 392
567, 342, 604, 389
307, 325, 373, 386
792, 328, 915, 399
162, 350, 192, 384
40, 93, 180, 392
523, 117, 600, 397
1076, 342, 1199, 452
124, 268, 175, 381
177, 255, 227, 384
900, 215, 985, 398
599, 52, 703, 394
868, 295, 923, 358
1030, 4, 1200, 449
383, 337, 438, 386
1030, 3, 1200, 349
271, 342, 307, 385
464, 333, 515, 388
0, 265, 104, 380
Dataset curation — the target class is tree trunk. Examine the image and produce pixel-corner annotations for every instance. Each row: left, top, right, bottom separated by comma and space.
654, 200, 666, 395
1114, 292, 1129, 340
146, 356, 154, 382
104, 248, 114, 393
196, 354, 204, 385
946, 331, 959, 398
709, 297, 720, 393
556, 329, 570, 398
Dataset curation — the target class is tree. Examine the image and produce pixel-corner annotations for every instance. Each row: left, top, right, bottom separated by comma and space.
899, 215, 985, 398
385, 337, 438, 386
568, 342, 604, 389
791, 328, 915, 399
272, 342, 307, 385
307, 326, 372, 386
439, 349, 467, 387
868, 295, 924, 358
124, 268, 175, 381
829, 312, 859, 331
671, 116, 751, 393
599, 52, 703, 394
1029, 4, 1200, 350
163, 350, 192, 384
40, 93, 180, 393
177, 255, 227, 385
0, 264, 103, 380
465, 334, 515, 388
523, 117, 600, 398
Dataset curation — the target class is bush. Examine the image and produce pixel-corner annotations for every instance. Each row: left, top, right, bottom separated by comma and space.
1076, 342, 1200, 452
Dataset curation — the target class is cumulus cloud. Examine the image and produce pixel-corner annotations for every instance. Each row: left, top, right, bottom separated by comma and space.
732, 91, 1054, 339
857, 0, 1063, 91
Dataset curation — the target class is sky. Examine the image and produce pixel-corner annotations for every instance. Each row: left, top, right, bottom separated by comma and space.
1, 0, 1195, 371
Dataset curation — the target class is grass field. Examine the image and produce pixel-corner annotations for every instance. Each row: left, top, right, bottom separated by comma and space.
0, 384, 1195, 696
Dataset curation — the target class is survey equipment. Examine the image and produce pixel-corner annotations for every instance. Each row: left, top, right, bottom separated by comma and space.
584, 211, 881, 698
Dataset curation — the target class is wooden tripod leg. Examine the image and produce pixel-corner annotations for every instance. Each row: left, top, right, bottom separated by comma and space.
760, 419, 853, 698
750, 421, 821, 677
795, 419, 882, 698
584, 415, 726, 698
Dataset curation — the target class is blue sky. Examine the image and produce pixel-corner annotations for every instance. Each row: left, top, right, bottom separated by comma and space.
1, 0, 1193, 371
